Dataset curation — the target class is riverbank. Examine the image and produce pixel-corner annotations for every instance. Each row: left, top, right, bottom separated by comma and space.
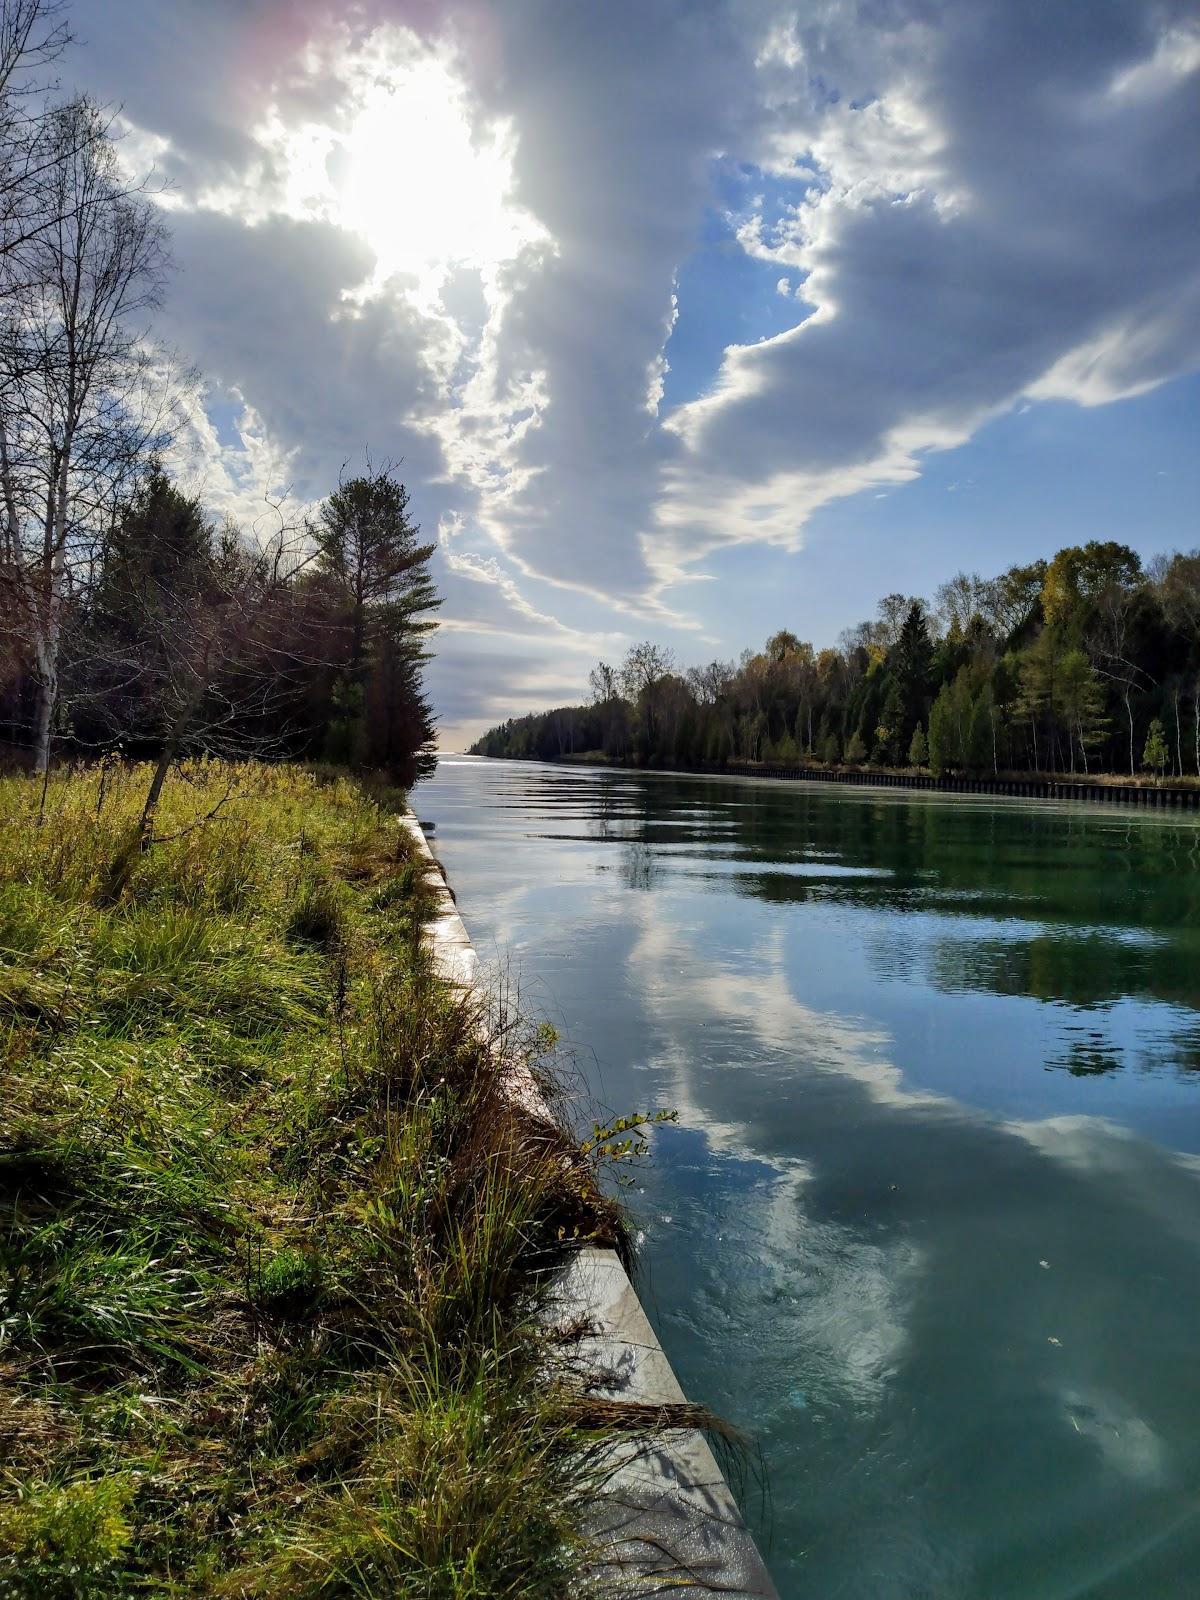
0, 761, 638, 1597
496, 752, 1200, 811
404, 803, 779, 1598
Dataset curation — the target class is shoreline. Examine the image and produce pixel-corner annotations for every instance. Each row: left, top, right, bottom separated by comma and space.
464, 753, 1200, 812
405, 807, 780, 1598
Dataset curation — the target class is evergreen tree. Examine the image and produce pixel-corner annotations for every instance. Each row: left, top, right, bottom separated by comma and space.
77, 470, 213, 748
845, 730, 867, 764
893, 600, 933, 740
314, 467, 441, 780
908, 722, 928, 767
874, 679, 906, 764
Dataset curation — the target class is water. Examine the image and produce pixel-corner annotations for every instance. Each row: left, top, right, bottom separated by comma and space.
417, 757, 1200, 1599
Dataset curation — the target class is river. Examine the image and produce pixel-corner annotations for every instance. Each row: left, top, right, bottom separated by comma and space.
417, 756, 1200, 1599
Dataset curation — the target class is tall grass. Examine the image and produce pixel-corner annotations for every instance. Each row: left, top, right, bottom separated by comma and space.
0, 761, 626, 1598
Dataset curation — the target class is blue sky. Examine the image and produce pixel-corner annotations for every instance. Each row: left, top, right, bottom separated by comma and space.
68, 0, 1200, 746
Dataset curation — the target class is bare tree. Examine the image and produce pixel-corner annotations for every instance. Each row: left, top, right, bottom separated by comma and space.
0, 2, 74, 276
1089, 581, 1154, 777
90, 495, 318, 841
0, 95, 172, 771
588, 659, 618, 705
935, 570, 988, 636
685, 658, 734, 706
619, 640, 676, 757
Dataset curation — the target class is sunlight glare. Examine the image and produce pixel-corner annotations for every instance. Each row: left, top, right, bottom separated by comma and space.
254, 34, 547, 300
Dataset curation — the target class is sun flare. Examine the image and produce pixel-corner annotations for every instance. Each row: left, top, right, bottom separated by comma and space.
251, 32, 547, 299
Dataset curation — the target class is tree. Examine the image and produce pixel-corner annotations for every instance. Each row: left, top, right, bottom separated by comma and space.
313, 464, 440, 780
845, 730, 866, 764
0, 95, 173, 771
588, 660, 618, 705
1088, 579, 1155, 776
764, 628, 802, 663
984, 559, 1047, 640
73, 468, 212, 749
315, 467, 437, 683
935, 572, 988, 637
968, 683, 995, 773
1, 2, 75, 282
908, 722, 928, 768
619, 640, 676, 760
1056, 648, 1107, 774
107, 502, 315, 839
1142, 717, 1168, 782
1017, 626, 1066, 771
873, 679, 905, 764
892, 600, 933, 746
1042, 541, 1141, 632
928, 670, 975, 774
876, 592, 923, 648
1153, 550, 1200, 775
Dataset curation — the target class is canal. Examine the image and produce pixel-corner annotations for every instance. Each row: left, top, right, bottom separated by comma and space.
418, 756, 1200, 1599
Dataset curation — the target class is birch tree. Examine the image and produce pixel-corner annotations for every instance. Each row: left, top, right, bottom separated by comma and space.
0, 95, 171, 771
0, 1, 73, 278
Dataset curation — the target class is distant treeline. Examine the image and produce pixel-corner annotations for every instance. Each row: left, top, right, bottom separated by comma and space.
472, 543, 1200, 781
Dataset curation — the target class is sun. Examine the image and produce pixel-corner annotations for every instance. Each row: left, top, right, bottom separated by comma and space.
252, 32, 548, 300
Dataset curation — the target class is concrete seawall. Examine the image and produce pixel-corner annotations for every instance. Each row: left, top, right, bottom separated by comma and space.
401, 810, 778, 1598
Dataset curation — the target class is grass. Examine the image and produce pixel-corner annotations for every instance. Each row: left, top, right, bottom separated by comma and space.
0, 759, 633, 1598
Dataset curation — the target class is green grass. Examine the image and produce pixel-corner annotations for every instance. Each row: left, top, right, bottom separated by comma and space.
0, 760, 627, 1598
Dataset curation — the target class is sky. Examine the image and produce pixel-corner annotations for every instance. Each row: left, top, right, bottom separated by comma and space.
67, 0, 1200, 749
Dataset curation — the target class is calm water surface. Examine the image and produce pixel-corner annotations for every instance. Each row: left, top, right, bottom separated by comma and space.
418, 757, 1200, 1600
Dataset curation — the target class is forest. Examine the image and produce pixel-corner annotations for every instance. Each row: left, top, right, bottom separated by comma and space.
471, 543, 1200, 782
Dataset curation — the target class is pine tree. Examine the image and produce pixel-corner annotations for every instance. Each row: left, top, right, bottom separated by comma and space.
908, 722, 928, 767
894, 601, 933, 722
845, 730, 867, 764
314, 466, 441, 780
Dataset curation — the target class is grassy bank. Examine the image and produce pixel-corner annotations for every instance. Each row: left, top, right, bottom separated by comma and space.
0, 761, 622, 1598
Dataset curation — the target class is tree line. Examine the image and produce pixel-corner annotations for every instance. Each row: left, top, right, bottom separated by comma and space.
471, 542, 1200, 783
0, 1, 440, 813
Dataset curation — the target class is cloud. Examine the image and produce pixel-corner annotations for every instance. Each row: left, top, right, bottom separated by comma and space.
656, 2, 1200, 575
66, 0, 1200, 736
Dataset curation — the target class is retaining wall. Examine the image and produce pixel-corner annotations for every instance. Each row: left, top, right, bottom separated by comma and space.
583, 757, 1200, 810
401, 811, 778, 1599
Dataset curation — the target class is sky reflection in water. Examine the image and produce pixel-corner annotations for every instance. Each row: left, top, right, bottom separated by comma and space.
419, 759, 1200, 1600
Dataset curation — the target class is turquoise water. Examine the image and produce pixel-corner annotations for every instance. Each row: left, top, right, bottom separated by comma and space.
418, 757, 1200, 1599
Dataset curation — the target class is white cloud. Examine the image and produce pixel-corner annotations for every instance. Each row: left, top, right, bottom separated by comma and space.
657, 0, 1200, 572
67, 0, 1200, 734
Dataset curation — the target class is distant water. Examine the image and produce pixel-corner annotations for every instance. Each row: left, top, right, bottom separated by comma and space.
418, 757, 1200, 1600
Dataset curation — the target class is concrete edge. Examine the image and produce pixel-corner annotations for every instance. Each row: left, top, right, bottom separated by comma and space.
401, 810, 779, 1598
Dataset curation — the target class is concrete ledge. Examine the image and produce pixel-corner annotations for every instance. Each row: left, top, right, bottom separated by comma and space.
403, 810, 778, 1598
